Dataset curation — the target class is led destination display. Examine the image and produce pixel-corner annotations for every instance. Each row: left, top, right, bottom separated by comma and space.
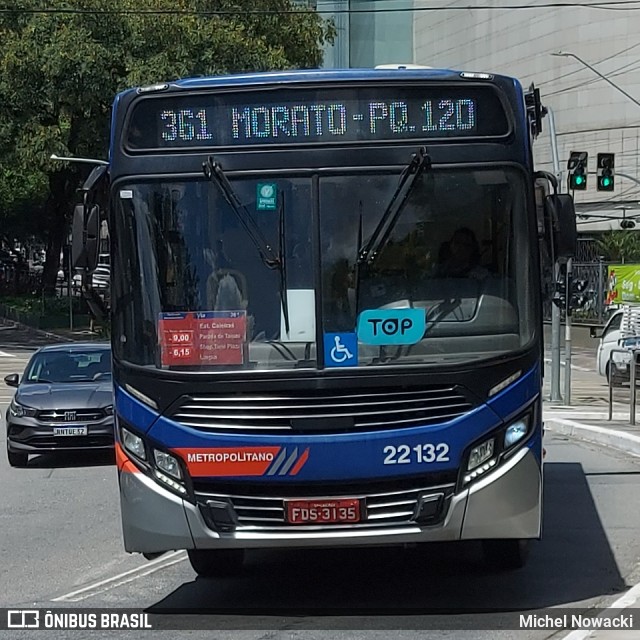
126, 85, 510, 148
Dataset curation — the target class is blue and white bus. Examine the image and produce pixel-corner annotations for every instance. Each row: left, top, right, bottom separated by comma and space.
73, 67, 575, 576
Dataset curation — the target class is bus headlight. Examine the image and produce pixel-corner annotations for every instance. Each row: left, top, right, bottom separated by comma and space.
153, 450, 182, 480
467, 438, 495, 471
121, 427, 146, 461
504, 418, 529, 449
152, 449, 187, 495
464, 438, 497, 485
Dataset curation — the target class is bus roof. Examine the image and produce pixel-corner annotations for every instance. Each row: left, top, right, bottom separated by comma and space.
123, 67, 521, 95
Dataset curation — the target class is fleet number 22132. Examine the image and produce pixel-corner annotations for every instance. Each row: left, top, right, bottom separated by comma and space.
383, 443, 450, 465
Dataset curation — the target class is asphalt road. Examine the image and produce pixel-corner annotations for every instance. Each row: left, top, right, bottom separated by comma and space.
1, 324, 640, 638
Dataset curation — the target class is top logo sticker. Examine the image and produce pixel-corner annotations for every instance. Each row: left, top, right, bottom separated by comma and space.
357, 308, 426, 345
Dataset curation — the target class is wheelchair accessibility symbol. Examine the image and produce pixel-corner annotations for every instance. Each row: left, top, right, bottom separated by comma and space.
324, 332, 358, 367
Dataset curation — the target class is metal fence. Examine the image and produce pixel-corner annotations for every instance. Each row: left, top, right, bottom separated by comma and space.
542, 237, 609, 325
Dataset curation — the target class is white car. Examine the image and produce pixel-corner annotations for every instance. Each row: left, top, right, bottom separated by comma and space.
72, 266, 110, 290
593, 310, 640, 385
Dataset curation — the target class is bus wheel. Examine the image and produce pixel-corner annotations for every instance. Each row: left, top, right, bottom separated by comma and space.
7, 447, 28, 468
482, 539, 529, 570
187, 549, 245, 577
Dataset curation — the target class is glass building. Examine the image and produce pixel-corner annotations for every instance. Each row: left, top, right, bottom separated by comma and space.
317, 0, 414, 69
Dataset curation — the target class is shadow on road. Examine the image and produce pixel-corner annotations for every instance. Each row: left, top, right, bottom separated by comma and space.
24, 449, 115, 469
146, 462, 625, 628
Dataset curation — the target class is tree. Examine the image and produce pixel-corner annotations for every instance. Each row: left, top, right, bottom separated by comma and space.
0, 0, 334, 293
596, 230, 640, 264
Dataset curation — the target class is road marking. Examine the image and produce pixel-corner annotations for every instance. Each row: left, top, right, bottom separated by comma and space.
0, 350, 16, 358
561, 580, 640, 639
52, 551, 187, 602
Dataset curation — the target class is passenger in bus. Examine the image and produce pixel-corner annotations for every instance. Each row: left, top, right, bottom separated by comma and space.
434, 227, 489, 280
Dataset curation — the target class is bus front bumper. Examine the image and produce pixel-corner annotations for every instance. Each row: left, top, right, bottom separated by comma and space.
119, 446, 541, 554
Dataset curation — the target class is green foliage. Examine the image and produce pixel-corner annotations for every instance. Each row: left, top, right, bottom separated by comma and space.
0, 0, 334, 246
0, 294, 84, 314
596, 231, 640, 264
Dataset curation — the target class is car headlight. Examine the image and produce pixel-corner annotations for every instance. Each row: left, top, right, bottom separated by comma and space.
121, 427, 146, 461
9, 399, 37, 418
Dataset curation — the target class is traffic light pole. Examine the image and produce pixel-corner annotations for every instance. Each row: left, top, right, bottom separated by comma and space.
547, 107, 563, 402
551, 265, 563, 402
564, 259, 573, 406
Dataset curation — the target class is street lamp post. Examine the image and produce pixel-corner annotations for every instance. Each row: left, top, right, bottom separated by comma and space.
551, 51, 640, 109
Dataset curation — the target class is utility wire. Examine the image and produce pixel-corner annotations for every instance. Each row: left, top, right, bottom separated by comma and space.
4, 2, 640, 15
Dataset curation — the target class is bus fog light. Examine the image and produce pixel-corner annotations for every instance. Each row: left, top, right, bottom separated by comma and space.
153, 450, 182, 480
504, 419, 528, 448
154, 469, 187, 494
121, 428, 146, 460
468, 438, 494, 471
463, 458, 497, 484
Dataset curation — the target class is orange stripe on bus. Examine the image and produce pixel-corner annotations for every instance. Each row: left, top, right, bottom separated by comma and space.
174, 446, 281, 477
115, 441, 135, 471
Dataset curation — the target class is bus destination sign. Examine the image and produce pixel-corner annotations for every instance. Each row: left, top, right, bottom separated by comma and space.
126, 85, 509, 149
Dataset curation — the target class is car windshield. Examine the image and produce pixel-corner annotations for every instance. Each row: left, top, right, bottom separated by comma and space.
111, 167, 534, 372
24, 350, 112, 384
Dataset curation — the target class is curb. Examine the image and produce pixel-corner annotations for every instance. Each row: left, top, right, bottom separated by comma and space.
545, 417, 640, 458
0, 316, 76, 343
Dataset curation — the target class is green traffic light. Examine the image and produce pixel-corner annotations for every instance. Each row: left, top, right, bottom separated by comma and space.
603, 177, 611, 187
575, 175, 584, 185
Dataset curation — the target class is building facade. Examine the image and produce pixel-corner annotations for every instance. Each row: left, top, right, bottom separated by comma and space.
321, 0, 640, 231
318, 0, 414, 69
413, 0, 640, 231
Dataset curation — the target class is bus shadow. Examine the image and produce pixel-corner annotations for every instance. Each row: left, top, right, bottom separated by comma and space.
147, 462, 626, 624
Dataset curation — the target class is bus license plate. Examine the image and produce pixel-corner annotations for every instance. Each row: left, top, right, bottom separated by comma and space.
286, 498, 361, 524
53, 426, 88, 436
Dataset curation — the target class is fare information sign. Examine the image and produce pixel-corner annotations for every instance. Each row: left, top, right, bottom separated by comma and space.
158, 311, 246, 367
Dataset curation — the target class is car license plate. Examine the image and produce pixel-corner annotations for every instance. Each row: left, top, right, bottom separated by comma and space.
286, 498, 361, 524
53, 426, 88, 436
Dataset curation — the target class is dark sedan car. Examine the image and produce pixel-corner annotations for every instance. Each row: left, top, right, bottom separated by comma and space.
5, 343, 114, 467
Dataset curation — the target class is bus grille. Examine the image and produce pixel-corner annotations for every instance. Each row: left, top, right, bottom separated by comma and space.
195, 482, 455, 532
169, 386, 474, 433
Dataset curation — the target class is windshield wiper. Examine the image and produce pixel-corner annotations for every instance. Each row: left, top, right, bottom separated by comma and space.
203, 157, 280, 267
278, 194, 290, 335
357, 147, 431, 266
203, 156, 290, 333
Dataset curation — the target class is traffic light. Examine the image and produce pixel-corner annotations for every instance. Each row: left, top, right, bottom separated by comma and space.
571, 278, 590, 310
552, 271, 567, 310
551, 270, 590, 315
568, 151, 588, 190
597, 153, 615, 191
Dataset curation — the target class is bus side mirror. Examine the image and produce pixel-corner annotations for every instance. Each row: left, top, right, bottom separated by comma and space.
545, 194, 577, 259
72, 204, 100, 271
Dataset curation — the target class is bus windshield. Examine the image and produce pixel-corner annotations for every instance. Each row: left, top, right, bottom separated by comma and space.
112, 167, 534, 371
